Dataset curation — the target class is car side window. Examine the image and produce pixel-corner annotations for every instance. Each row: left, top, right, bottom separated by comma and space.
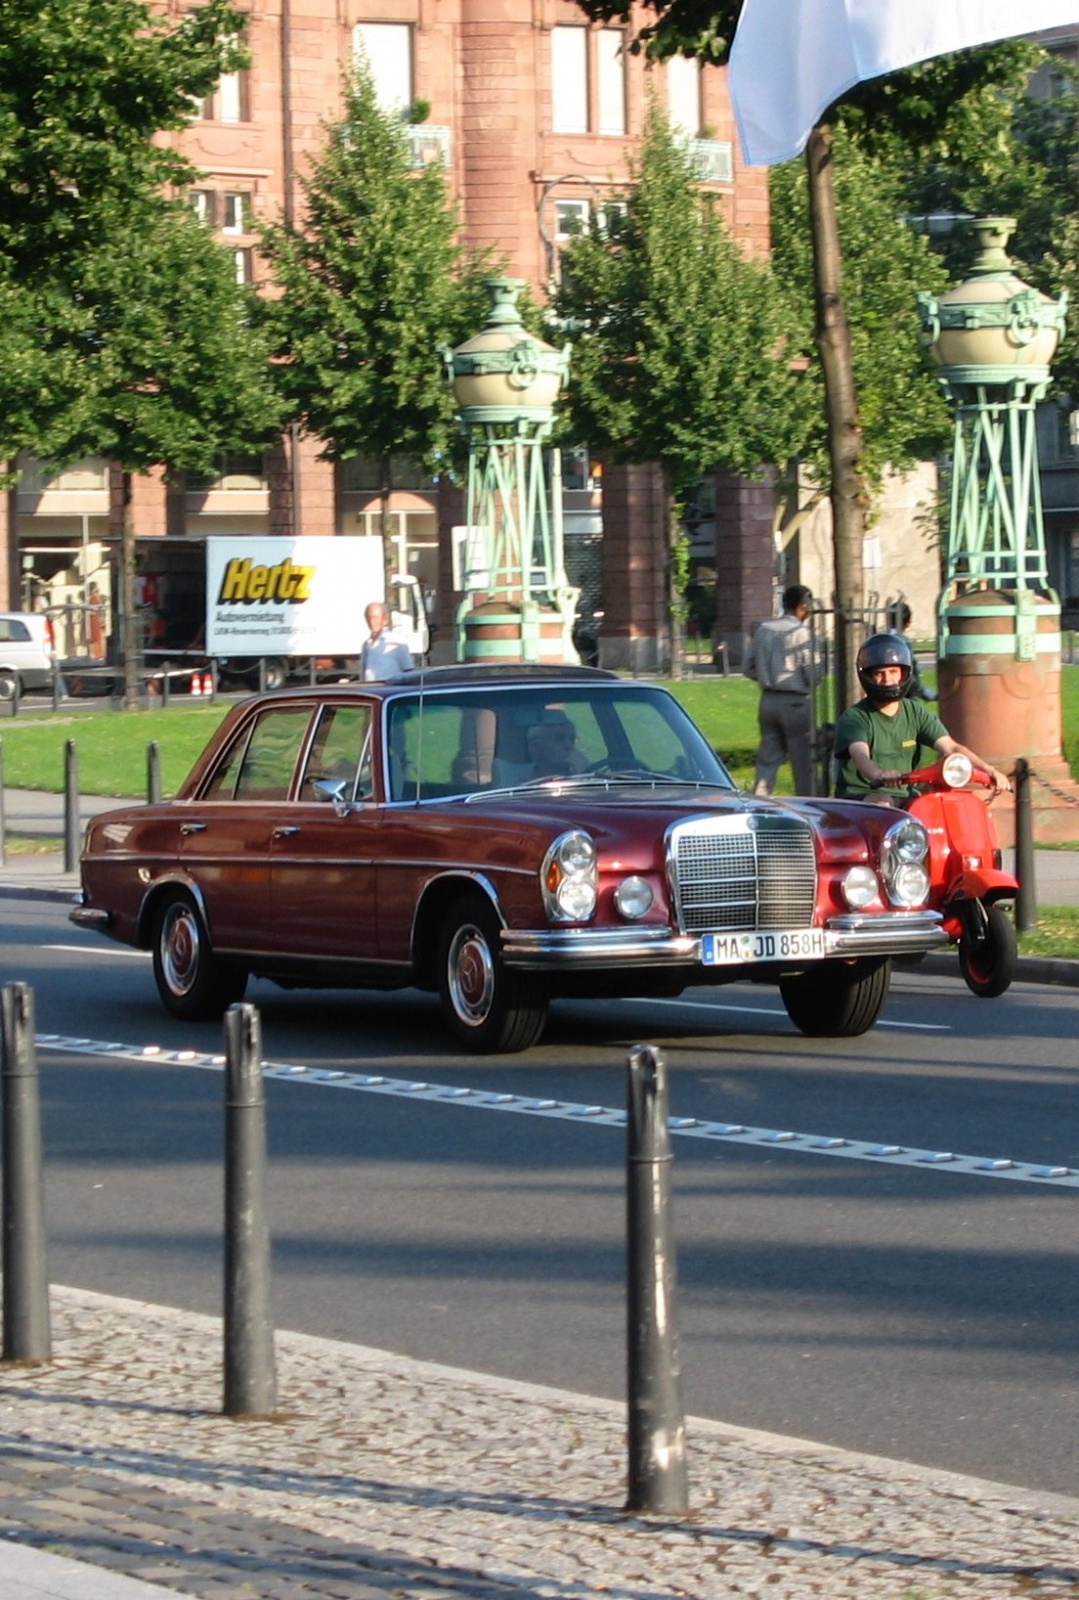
299, 704, 373, 802
202, 705, 312, 801
0, 619, 30, 643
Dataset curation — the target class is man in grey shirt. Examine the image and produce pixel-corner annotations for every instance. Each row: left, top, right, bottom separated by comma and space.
743, 584, 817, 795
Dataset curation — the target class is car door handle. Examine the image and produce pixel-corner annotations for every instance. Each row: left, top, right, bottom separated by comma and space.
272, 825, 301, 839
179, 823, 207, 835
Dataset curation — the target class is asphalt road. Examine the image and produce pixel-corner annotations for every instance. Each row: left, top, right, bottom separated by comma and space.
4, 897, 1079, 1499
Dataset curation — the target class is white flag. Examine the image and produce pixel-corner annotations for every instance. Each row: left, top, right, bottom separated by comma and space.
730, 0, 1079, 166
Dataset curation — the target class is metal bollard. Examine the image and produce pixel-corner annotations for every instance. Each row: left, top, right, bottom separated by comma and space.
63, 739, 80, 875
1, 984, 52, 1363
0, 741, 6, 869
51, 663, 62, 712
625, 1044, 689, 1515
147, 741, 162, 805
223, 1003, 277, 1417
1014, 758, 1037, 933
162, 661, 171, 709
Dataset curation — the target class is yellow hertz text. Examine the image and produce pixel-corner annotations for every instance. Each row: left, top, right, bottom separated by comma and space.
217, 558, 316, 605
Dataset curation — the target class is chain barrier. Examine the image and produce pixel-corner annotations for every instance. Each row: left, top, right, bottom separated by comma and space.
1025, 764, 1079, 809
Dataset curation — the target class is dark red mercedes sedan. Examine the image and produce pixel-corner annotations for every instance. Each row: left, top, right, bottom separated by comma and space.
71, 665, 945, 1052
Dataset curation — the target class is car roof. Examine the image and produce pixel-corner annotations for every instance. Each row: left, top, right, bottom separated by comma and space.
252, 664, 623, 703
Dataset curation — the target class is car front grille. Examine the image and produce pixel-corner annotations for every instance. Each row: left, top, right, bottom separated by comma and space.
669, 813, 818, 934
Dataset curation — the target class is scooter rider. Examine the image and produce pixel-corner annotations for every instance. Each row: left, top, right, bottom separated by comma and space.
833, 633, 1011, 800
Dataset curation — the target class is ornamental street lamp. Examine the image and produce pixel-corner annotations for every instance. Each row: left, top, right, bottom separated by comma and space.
917, 217, 1071, 791
443, 277, 576, 663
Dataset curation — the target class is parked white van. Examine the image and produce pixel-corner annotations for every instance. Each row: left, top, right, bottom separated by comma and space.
0, 611, 57, 700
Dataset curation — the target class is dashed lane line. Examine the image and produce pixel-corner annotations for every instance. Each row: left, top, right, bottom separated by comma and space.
35, 1031, 1078, 1192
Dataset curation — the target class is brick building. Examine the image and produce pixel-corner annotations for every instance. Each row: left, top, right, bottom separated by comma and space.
2, 1, 775, 669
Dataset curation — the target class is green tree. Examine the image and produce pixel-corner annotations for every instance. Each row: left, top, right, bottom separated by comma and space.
0, 0, 285, 701
570, 0, 1039, 697
258, 66, 494, 569
554, 105, 808, 673
770, 131, 952, 494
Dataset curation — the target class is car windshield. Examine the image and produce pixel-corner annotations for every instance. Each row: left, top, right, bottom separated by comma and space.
384, 684, 734, 802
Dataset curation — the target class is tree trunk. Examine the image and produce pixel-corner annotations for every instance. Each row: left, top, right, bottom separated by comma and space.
666, 484, 685, 681
806, 123, 868, 715
120, 473, 140, 710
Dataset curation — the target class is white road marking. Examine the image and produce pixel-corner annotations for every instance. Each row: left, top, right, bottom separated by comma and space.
44, 944, 150, 960
35, 1032, 1077, 1192
643, 998, 950, 1032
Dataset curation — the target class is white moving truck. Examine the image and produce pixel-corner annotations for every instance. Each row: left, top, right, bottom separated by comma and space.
205, 536, 428, 689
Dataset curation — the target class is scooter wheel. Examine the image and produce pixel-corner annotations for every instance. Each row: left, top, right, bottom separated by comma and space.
958, 904, 1017, 999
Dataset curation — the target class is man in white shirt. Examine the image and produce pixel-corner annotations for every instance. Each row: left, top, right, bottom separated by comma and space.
360, 601, 413, 682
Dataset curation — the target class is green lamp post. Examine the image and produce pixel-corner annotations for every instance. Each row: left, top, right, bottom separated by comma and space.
443, 277, 575, 662
917, 217, 1069, 777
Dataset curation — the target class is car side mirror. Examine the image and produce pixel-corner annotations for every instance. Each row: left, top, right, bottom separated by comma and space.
312, 778, 353, 816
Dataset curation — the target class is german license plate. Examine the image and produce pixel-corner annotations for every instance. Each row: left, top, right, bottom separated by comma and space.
701, 928, 826, 966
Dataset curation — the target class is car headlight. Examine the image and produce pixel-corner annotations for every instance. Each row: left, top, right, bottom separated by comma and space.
842, 865, 879, 909
542, 830, 598, 922
614, 876, 653, 920
880, 815, 931, 907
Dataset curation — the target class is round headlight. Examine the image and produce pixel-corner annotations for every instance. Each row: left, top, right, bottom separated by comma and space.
556, 878, 598, 919
558, 832, 597, 873
889, 863, 930, 907
886, 816, 929, 865
614, 876, 654, 920
842, 865, 879, 909
940, 751, 973, 789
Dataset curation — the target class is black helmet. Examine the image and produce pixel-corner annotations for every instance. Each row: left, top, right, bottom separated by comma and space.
857, 633, 913, 704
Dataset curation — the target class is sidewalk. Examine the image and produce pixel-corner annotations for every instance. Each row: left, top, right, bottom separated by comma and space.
1, 1284, 1078, 1600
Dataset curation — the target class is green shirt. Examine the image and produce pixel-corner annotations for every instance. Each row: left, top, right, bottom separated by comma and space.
834, 697, 948, 798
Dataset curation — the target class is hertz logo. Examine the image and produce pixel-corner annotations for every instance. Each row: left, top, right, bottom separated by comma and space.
217, 558, 315, 605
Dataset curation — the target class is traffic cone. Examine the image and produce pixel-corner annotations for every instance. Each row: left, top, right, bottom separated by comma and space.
202, 672, 213, 696
190, 672, 202, 696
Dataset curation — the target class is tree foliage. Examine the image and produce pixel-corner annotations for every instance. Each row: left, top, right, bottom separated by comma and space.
258, 66, 494, 473
553, 103, 807, 492
0, 0, 278, 471
769, 132, 952, 492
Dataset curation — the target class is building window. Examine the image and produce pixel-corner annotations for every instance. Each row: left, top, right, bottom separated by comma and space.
552, 27, 589, 134
551, 27, 626, 136
667, 55, 701, 137
190, 189, 215, 225
234, 247, 254, 285
597, 30, 626, 135
201, 68, 249, 123
354, 23, 413, 115
189, 453, 268, 493
222, 193, 248, 235
555, 200, 591, 241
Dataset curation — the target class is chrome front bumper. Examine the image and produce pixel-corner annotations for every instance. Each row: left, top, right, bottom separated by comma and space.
501, 910, 946, 970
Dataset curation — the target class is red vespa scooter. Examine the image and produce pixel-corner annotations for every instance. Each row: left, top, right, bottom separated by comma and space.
898, 752, 1018, 997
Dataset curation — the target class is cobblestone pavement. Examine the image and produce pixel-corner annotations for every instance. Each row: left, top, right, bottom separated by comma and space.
0, 1287, 1077, 1599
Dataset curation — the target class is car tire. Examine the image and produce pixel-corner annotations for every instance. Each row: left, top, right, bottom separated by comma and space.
0, 670, 18, 702
958, 903, 1017, 999
779, 956, 891, 1038
152, 891, 248, 1021
437, 891, 548, 1054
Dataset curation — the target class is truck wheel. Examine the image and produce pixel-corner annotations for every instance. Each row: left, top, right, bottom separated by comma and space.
0, 670, 18, 702
958, 904, 1017, 999
263, 658, 289, 691
780, 957, 891, 1038
438, 891, 548, 1053
152, 891, 247, 1021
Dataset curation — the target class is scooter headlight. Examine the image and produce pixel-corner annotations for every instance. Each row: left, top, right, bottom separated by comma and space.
940, 751, 973, 789
881, 816, 930, 907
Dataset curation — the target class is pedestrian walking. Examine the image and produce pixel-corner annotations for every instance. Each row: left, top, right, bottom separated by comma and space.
359, 601, 413, 682
744, 583, 817, 796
